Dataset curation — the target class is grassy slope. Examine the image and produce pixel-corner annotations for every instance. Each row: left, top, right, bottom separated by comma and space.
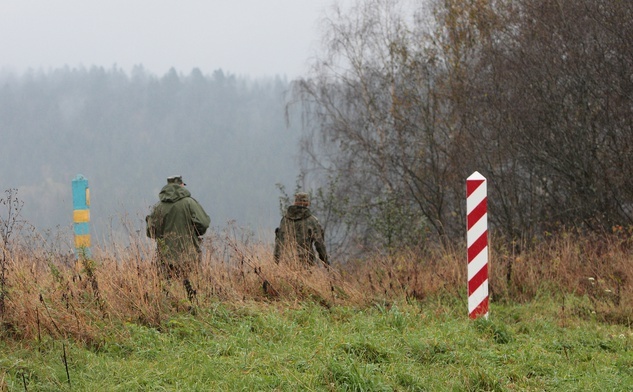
1, 229, 632, 390
1, 298, 631, 391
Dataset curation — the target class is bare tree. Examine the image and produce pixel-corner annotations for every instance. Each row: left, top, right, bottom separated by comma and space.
293, 0, 633, 257
293, 0, 464, 258
452, 0, 633, 238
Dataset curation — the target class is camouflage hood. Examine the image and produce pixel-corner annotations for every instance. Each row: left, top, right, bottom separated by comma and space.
284, 205, 312, 220
159, 183, 191, 203
146, 183, 210, 262
274, 205, 328, 265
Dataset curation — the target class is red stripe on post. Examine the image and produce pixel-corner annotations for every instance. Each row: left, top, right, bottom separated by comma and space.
467, 197, 487, 230
466, 179, 485, 197
467, 232, 488, 262
469, 297, 489, 319
468, 263, 488, 295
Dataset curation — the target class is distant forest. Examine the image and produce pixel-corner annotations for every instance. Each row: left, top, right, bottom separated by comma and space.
0, 66, 302, 245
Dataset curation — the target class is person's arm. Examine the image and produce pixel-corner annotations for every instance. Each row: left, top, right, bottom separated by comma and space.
312, 220, 329, 265
189, 199, 211, 236
145, 215, 154, 238
273, 227, 281, 263
146, 207, 163, 238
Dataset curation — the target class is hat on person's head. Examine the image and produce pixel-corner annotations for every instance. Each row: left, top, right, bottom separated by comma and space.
294, 192, 310, 207
167, 175, 186, 186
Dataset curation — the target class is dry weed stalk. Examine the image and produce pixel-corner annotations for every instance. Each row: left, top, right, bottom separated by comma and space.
0, 229, 630, 344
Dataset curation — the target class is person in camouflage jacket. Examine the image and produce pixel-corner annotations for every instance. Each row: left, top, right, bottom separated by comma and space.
146, 176, 210, 297
274, 192, 329, 266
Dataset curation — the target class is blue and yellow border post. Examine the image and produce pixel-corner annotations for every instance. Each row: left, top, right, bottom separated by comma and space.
72, 174, 91, 259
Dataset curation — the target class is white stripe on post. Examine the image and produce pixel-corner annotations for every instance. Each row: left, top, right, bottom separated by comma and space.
467, 171, 489, 319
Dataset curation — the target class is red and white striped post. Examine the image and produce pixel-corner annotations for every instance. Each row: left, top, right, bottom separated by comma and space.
467, 171, 489, 319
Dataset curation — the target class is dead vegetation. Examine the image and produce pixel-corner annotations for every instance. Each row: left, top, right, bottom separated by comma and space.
0, 226, 631, 346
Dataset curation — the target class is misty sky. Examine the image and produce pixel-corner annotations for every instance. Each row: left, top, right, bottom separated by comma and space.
0, 0, 340, 78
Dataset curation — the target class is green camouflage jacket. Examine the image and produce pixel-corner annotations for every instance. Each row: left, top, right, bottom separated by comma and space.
274, 205, 329, 265
146, 184, 210, 265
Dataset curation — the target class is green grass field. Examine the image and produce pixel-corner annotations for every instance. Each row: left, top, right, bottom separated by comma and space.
1, 297, 631, 391
0, 230, 631, 390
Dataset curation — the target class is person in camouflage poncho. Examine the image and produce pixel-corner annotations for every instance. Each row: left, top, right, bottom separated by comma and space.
274, 192, 329, 266
146, 176, 210, 300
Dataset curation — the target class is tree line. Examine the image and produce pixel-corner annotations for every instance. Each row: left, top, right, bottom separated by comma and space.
0, 65, 300, 243
292, 0, 633, 258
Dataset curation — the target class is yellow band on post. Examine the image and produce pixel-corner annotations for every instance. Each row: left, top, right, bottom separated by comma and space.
73, 209, 90, 223
75, 234, 91, 248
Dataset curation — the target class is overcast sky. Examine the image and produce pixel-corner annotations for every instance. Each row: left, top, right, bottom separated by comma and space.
0, 0, 340, 79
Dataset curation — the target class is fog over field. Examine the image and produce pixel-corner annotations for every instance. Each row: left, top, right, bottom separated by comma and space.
0, 67, 303, 245
0, 1, 341, 245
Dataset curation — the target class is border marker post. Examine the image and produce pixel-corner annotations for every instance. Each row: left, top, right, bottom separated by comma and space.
72, 174, 91, 259
467, 171, 489, 319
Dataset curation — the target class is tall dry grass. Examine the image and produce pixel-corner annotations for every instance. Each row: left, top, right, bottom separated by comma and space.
0, 227, 631, 345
